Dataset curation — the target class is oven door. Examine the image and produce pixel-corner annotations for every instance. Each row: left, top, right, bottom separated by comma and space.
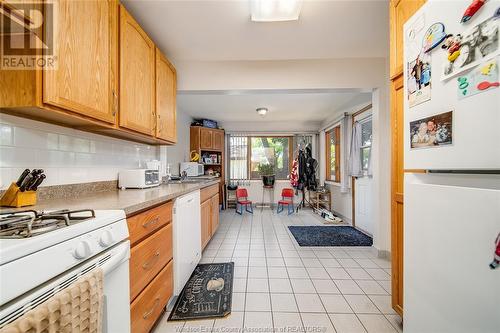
0, 241, 131, 333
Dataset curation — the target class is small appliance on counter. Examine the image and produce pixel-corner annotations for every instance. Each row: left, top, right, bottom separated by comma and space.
0, 169, 46, 207
180, 162, 204, 177
118, 169, 160, 189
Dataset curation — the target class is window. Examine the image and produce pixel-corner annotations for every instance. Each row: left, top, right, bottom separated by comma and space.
360, 118, 372, 171
229, 135, 292, 180
325, 125, 341, 182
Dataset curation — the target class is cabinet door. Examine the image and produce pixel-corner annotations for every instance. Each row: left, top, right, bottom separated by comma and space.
119, 5, 155, 135
212, 131, 223, 151
391, 74, 405, 316
389, 0, 426, 77
43, 0, 117, 124
155, 49, 177, 143
200, 199, 211, 249
200, 128, 213, 149
210, 194, 219, 236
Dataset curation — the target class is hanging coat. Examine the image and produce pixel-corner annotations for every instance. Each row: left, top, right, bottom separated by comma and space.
349, 122, 363, 177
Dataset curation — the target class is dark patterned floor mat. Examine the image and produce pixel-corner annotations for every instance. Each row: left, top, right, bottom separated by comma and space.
168, 262, 234, 321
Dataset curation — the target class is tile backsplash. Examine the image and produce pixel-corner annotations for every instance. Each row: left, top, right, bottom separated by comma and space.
0, 114, 159, 190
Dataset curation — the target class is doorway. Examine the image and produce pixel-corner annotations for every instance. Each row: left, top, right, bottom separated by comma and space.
352, 107, 374, 235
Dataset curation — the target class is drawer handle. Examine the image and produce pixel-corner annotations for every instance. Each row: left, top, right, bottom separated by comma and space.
142, 251, 160, 270
142, 217, 159, 228
143, 298, 160, 319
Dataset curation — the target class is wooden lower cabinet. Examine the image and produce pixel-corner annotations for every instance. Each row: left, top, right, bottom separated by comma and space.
127, 202, 172, 246
210, 195, 220, 235
200, 184, 220, 249
201, 199, 212, 249
130, 224, 172, 301
128, 201, 174, 332
131, 261, 173, 333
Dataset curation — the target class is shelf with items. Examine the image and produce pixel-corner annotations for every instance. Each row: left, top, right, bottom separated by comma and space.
190, 126, 225, 206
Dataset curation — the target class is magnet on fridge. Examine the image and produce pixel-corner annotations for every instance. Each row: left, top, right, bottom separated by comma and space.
490, 233, 500, 269
423, 22, 447, 52
461, 0, 486, 23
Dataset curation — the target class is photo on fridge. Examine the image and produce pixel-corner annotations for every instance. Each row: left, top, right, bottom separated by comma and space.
410, 111, 453, 149
407, 52, 432, 107
442, 15, 499, 80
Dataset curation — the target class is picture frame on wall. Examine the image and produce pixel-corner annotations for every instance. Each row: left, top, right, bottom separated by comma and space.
410, 111, 453, 149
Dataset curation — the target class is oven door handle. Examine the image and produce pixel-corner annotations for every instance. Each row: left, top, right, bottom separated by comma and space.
101, 241, 130, 275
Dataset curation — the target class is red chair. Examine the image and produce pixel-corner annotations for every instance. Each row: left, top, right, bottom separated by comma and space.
236, 188, 253, 215
277, 188, 294, 215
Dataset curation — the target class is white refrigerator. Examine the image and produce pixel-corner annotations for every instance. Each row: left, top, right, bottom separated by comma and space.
403, 1, 500, 332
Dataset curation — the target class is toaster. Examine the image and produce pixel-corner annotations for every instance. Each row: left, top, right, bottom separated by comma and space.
119, 169, 160, 189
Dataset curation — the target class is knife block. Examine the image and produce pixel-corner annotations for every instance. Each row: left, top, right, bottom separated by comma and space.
0, 182, 37, 207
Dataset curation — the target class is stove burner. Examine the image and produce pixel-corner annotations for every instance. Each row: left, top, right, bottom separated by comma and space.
0, 209, 95, 238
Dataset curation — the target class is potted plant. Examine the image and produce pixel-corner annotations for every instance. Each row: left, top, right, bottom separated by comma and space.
258, 163, 275, 187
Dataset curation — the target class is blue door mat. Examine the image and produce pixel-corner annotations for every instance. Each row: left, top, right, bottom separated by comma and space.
288, 226, 373, 246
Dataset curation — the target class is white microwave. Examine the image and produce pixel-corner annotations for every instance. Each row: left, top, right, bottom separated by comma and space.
180, 162, 204, 176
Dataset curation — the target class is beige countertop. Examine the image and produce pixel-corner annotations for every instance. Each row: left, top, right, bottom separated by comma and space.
0, 180, 219, 216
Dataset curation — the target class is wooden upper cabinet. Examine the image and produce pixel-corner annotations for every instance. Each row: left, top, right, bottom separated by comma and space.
43, 0, 117, 124
119, 5, 155, 135
155, 49, 177, 143
212, 130, 223, 151
200, 128, 213, 150
389, 0, 426, 78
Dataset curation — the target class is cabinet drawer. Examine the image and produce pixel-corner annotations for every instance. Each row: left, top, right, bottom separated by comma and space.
131, 260, 173, 333
130, 224, 172, 301
201, 184, 219, 203
128, 202, 172, 246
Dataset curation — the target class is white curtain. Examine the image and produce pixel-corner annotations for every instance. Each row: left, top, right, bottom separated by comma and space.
367, 135, 373, 177
349, 121, 363, 178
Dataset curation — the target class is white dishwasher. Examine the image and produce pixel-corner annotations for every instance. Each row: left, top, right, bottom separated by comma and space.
172, 190, 201, 296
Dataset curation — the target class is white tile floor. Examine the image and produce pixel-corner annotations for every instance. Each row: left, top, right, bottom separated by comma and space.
153, 209, 402, 333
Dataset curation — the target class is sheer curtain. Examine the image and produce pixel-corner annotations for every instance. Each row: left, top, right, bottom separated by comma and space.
228, 134, 248, 185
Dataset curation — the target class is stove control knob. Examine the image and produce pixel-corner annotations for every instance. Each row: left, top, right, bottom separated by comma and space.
73, 240, 91, 259
99, 230, 114, 247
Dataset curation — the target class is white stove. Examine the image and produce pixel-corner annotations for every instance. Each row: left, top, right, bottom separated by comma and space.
0, 209, 131, 333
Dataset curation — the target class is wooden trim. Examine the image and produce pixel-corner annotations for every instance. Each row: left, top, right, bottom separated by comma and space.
352, 104, 373, 118
325, 131, 332, 181
404, 169, 427, 173
351, 177, 356, 227
325, 126, 340, 182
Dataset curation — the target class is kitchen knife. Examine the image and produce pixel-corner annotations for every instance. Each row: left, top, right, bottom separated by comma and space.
23, 169, 43, 190
25, 174, 40, 191
29, 174, 46, 191
15, 169, 30, 187
19, 173, 34, 192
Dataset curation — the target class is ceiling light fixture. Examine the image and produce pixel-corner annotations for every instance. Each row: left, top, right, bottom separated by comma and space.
251, 0, 303, 22
256, 107, 268, 116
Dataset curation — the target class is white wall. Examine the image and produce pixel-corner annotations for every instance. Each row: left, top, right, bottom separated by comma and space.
176, 58, 386, 91
0, 113, 158, 189
160, 109, 192, 176
234, 180, 299, 206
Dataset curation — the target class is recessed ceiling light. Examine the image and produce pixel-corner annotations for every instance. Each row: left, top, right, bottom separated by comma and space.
256, 107, 268, 116
251, 0, 303, 22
